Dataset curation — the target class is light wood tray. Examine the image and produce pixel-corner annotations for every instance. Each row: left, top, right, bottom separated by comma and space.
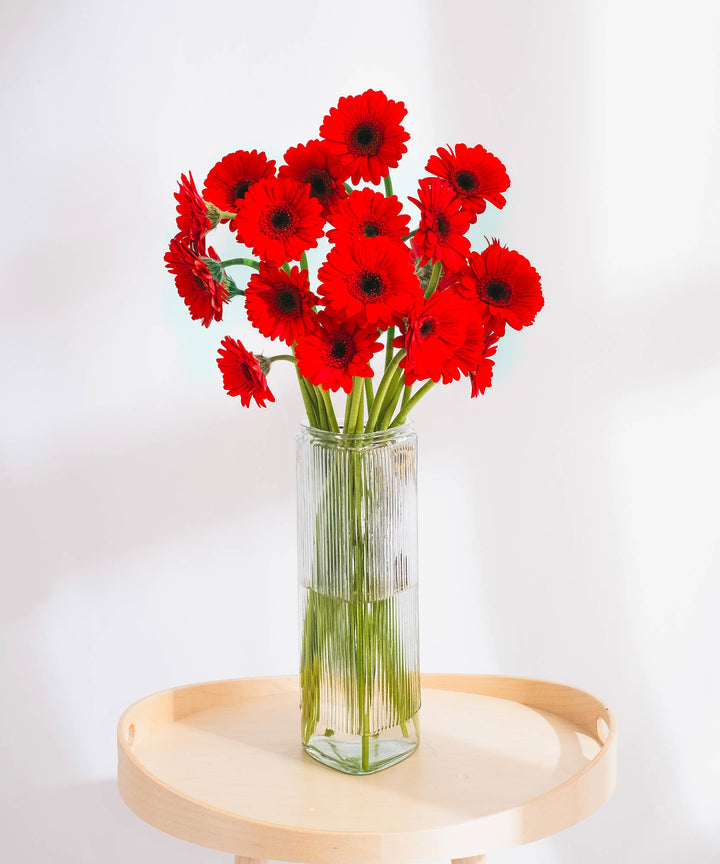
117, 674, 616, 863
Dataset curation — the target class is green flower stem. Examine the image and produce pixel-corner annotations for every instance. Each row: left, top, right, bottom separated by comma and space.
365, 350, 405, 432
383, 174, 394, 197
321, 389, 339, 433
217, 209, 237, 221
344, 182, 354, 194
268, 354, 296, 364
401, 229, 417, 242
281, 262, 291, 275
346, 378, 364, 434
364, 377, 374, 416
296, 370, 319, 427
220, 257, 260, 270
391, 380, 436, 427
379, 367, 405, 430
384, 326, 395, 369
300, 252, 309, 271
401, 382, 413, 410
313, 385, 329, 429
425, 260, 442, 299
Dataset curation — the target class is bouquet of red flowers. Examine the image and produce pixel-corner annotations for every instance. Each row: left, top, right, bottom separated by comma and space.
165, 89, 543, 433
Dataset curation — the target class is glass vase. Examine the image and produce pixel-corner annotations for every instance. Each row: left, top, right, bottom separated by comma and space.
297, 423, 420, 775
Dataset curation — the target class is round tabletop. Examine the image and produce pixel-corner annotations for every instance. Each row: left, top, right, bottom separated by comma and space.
117, 674, 616, 863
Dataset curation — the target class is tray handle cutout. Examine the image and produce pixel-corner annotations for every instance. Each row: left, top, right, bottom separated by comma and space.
596, 715, 609, 743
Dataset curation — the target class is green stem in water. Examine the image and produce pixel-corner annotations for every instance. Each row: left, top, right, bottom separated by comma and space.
391, 380, 436, 427
425, 260, 442, 299
220, 257, 260, 270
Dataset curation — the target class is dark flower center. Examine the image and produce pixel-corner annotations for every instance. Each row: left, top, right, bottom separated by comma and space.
349, 121, 383, 155
455, 170, 478, 193
435, 212, 450, 238
419, 318, 436, 338
305, 168, 332, 201
266, 204, 296, 235
327, 336, 353, 366
274, 285, 300, 316
362, 221, 382, 238
353, 269, 385, 300
483, 277, 512, 304
232, 179, 253, 201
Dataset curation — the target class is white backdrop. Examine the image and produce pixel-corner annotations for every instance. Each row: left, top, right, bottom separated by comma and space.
2, 1, 719, 861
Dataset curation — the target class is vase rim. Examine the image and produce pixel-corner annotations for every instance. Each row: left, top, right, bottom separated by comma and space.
298, 422, 415, 447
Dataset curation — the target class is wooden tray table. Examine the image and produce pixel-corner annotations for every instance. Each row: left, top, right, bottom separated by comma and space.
117, 673, 616, 863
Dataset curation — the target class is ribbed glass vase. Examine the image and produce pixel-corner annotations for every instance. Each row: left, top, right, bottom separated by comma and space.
297, 423, 420, 775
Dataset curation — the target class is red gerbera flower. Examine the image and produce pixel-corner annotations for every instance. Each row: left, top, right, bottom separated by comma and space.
174, 172, 211, 248
245, 264, 319, 345
438, 302, 493, 384
409, 178, 473, 272
469, 342, 497, 398
425, 144, 510, 219
278, 139, 349, 220
317, 236, 422, 330
394, 288, 470, 384
295, 312, 383, 394
458, 239, 543, 330
326, 188, 410, 245
202, 150, 276, 222
164, 235, 228, 327
319, 89, 410, 185
217, 336, 275, 407
233, 176, 325, 266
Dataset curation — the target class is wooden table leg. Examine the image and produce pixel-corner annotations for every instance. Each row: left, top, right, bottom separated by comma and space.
452, 857, 486, 864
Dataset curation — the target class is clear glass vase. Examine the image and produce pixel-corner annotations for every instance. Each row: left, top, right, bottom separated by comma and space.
297, 423, 420, 775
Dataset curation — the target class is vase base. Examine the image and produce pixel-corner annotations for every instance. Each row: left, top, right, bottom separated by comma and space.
304, 731, 418, 775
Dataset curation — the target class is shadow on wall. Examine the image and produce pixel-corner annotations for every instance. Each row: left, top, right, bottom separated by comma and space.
4, 780, 225, 863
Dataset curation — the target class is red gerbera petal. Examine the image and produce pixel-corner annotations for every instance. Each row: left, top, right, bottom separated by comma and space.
278, 139, 349, 220
164, 235, 228, 327
320, 89, 410, 185
217, 336, 275, 407
395, 288, 470, 385
295, 312, 383, 394
245, 264, 319, 345
326, 188, 410, 245
233, 176, 325, 266
409, 178, 473, 272
174, 172, 211, 248
202, 150, 276, 222
317, 236, 422, 330
425, 143, 510, 220
458, 239, 543, 331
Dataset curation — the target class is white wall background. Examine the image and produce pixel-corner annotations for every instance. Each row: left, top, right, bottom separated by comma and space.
2, 0, 719, 861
